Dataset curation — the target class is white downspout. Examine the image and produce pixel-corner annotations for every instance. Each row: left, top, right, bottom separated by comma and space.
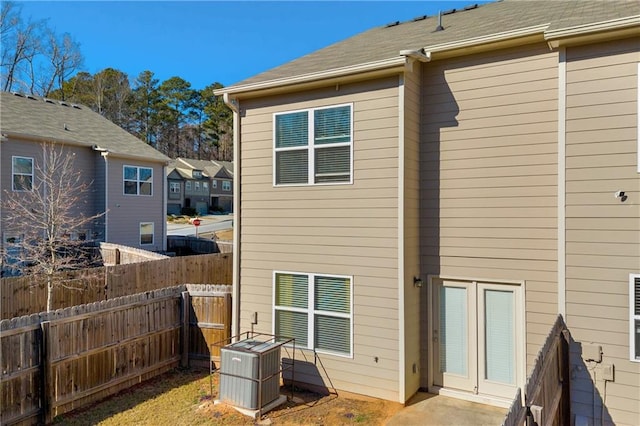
223, 92, 241, 339
163, 163, 168, 252
557, 47, 566, 318
101, 151, 109, 242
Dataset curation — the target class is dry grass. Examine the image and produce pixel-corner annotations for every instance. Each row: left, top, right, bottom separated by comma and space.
53, 368, 403, 425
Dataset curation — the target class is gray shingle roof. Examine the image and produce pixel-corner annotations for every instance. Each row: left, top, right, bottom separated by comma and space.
0, 91, 170, 163
229, 0, 639, 89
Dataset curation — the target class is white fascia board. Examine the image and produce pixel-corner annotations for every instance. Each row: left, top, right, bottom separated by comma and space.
545, 15, 640, 47
422, 24, 550, 54
214, 57, 406, 97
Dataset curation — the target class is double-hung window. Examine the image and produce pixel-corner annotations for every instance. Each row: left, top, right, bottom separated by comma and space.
222, 181, 231, 191
631, 274, 640, 361
274, 271, 352, 357
140, 222, 154, 245
12, 156, 33, 191
124, 166, 152, 196
170, 182, 180, 193
274, 104, 352, 186
195, 181, 201, 191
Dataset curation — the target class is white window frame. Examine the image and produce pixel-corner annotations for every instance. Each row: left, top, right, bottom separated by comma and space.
123, 165, 153, 196
222, 180, 231, 191
631, 274, 640, 362
203, 181, 209, 191
212, 179, 217, 189
273, 270, 353, 358
273, 103, 353, 187
185, 181, 192, 191
169, 182, 180, 193
12, 156, 34, 191
140, 222, 154, 245
195, 181, 201, 191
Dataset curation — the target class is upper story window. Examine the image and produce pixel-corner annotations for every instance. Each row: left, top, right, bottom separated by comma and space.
212, 180, 218, 189
274, 104, 352, 186
124, 166, 152, 196
222, 181, 231, 191
195, 181, 201, 191
193, 170, 202, 179
186, 181, 192, 191
12, 156, 33, 191
170, 182, 180, 193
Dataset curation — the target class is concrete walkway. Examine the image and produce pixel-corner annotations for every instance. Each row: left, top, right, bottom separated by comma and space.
386, 393, 507, 426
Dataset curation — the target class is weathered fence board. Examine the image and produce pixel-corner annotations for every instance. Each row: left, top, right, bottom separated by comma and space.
186, 284, 232, 366
502, 315, 570, 426
1, 253, 232, 320
0, 284, 231, 425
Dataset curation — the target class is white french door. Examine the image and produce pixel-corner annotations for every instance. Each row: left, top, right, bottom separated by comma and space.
432, 278, 523, 400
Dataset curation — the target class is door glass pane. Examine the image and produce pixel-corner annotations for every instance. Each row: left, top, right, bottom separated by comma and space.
484, 289, 515, 384
440, 286, 467, 376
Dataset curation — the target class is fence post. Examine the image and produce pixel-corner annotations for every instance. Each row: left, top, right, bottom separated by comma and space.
181, 291, 190, 368
40, 321, 52, 425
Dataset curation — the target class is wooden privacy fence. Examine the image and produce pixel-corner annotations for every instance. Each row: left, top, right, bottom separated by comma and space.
1, 253, 232, 319
502, 315, 570, 426
0, 284, 232, 425
99, 242, 169, 265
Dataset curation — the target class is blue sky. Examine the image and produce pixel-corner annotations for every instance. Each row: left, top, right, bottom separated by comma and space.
18, 1, 491, 90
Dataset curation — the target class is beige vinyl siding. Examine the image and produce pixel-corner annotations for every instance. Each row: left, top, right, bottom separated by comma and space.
239, 77, 402, 401
402, 63, 422, 399
105, 157, 166, 250
420, 42, 559, 387
565, 37, 640, 426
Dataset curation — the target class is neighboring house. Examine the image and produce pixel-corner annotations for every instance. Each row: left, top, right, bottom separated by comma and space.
0, 91, 170, 253
166, 158, 233, 215
214, 1, 639, 424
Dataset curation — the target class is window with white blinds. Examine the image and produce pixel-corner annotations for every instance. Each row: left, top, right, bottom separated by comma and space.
274, 104, 352, 186
631, 274, 640, 362
274, 271, 352, 356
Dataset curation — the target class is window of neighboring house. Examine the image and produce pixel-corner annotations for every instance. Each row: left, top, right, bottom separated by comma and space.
140, 222, 153, 245
274, 271, 352, 357
274, 104, 352, 186
222, 181, 231, 191
186, 181, 192, 191
12, 156, 34, 191
193, 170, 202, 179
124, 166, 153, 196
203, 181, 209, 191
212, 180, 217, 189
195, 181, 201, 191
170, 182, 180, 193
631, 274, 640, 362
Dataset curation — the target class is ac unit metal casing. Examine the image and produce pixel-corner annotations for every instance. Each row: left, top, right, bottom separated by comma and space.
219, 339, 281, 410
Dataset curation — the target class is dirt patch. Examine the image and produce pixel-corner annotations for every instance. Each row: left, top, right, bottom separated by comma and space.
53, 368, 403, 425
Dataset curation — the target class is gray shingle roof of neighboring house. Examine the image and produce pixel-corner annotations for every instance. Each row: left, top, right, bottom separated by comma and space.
226, 0, 639, 89
0, 91, 170, 162
176, 158, 233, 178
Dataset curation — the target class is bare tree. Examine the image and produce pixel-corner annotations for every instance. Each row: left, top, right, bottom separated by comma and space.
2, 143, 105, 311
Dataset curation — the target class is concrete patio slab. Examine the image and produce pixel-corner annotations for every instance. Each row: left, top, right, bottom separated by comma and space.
385, 393, 507, 426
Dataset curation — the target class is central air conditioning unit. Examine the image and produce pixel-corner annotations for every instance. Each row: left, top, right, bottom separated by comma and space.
219, 339, 281, 410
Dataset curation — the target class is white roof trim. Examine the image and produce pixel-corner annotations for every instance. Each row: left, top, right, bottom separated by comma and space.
545, 15, 640, 42
422, 24, 550, 53
214, 56, 406, 96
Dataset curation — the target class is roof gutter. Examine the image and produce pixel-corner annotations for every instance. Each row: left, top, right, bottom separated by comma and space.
214, 57, 406, 98
545, 15, 640, 48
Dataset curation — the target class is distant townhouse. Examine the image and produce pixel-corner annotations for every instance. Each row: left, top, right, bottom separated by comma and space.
0, 91, 170, 253
166, 158, 233, 215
